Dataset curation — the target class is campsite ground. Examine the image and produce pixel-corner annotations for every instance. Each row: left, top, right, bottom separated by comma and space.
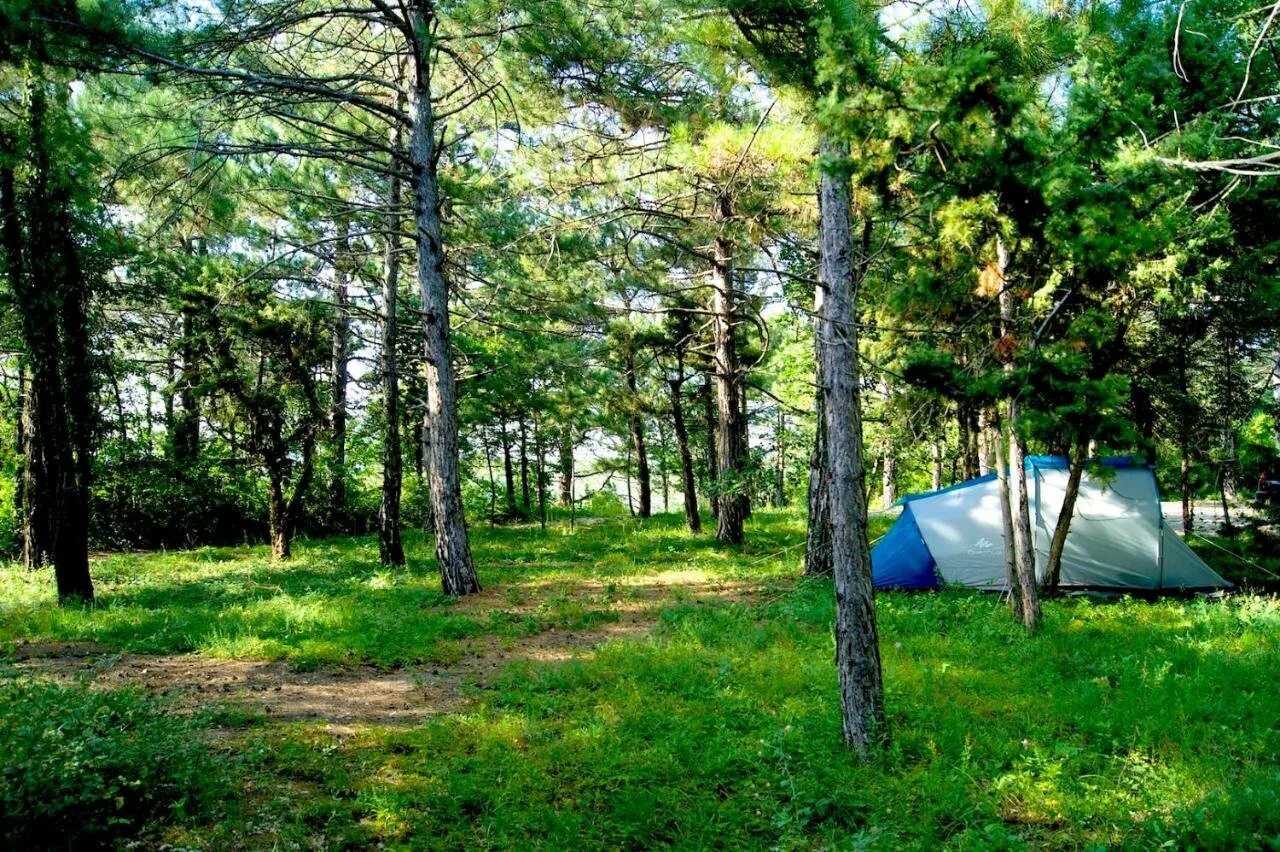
2, 511, 1278, 849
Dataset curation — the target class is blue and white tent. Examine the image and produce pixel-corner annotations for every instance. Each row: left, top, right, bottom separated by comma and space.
871, 456, 1231, 592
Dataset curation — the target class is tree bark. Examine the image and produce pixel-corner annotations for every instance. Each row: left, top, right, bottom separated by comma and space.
992, 409, 1024, 622
818, 137, 884, 752
624, 343, 652, 519
2, 84, 94, 603
558, 427, 574, 506
997, 237, 1040, 629
534, 419, 547, 530
773, 408, 786, 508
711, 193, 747, 544
519, 416, 531, 514
931, 441, 944, 491
408, 2, 479, 595
881, 453, 897, 509
701, 374, 719, 520
379, 138, 406, 566
268, 477, 292, 560
668, 375, 701, 532
805, 268, 832, 578
500, 420, 517, 518
328, 217, 351, 522
1044, 437, 1088, 591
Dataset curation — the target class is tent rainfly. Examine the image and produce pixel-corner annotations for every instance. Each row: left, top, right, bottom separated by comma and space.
871, 456, 1232, 592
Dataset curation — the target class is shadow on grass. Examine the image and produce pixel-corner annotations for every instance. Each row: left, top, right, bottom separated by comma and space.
183, 580, 1280, 849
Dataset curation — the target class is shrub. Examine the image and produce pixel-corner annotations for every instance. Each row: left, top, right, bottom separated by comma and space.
0, 680, 226, 848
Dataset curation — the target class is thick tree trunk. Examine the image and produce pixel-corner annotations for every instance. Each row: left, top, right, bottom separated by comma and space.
1044, 437, 1088, 591
328, 218, 351, 521
818, 139, 885, 753
805, 272, 832, 578
931, 442, 944, 491
711, 194, 746, 544
379, 148, 406, 566
268, 478, 291, 561
669, 376, 701, 532
625, 345, 652, 519
408, 9, 479, 594
2, 91, 93, 603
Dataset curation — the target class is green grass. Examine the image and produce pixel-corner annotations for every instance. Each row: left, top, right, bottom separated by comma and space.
0, 512, 804, 668
3, 511, 1279, 849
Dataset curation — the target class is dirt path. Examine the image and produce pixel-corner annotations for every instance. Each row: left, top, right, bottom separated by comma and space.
4, 569, 771, 733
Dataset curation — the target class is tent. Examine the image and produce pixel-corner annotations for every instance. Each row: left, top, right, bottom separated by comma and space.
871, 456, 1232, 592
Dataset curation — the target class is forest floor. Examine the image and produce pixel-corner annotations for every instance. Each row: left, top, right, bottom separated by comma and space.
2, 511, 1279, 850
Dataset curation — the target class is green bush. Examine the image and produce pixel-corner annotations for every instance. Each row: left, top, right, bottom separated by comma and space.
0, 680, 226, 848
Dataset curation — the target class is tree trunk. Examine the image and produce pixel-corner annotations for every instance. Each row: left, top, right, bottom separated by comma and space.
1008, 411, 1041, 627
14, 365, 28, 567
483, 427, 497, 525
500, 421, 517, 518
534, 419, 547, 530
881, 453, 897, 509
328, 220, 350, 516
519, 417, 531, 514
701, 375, 719, 520
931, 442, 944, 491
1180, 443, 1193, 534
711, 193, 746, 544
805, 270, 832, 578
818, 138, 885, 753
328, 218, 351, 522
655, 418, 668, 512
408, 8, 479, 594
379, 144, 406, 566
977, 407, 993, 477
625, 344, 652, 519
625, 441, 634, 517
2, 88, 93, 603
997, 237, 1040, 629
992, 410, 1024, 622
1219, 469, 1232, 530
1044, 437, 1088, 592
669, 376, 701, 532
558, 428, 574, 506
268, 477, 291, 560
773, 408, 786, 508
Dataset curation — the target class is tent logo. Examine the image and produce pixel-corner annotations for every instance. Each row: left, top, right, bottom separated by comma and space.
967, 537, 995, 555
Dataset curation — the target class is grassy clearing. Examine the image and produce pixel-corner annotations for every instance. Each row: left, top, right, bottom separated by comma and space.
3, 511, 1279, 849
0, 513, 804, 668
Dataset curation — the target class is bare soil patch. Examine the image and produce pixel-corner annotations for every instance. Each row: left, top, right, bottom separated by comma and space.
4, 570, 772, 731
